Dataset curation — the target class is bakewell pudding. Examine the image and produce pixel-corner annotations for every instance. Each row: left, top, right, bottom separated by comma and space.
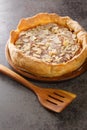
8, 13, 87, 77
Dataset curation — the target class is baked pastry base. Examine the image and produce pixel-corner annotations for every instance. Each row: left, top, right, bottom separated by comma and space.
5, 43, 87, 82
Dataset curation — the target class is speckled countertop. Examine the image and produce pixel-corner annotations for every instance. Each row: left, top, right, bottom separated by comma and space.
0, 0, 87, 130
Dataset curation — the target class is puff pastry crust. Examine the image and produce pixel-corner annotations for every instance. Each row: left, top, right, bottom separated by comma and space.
8, 13, 87, 77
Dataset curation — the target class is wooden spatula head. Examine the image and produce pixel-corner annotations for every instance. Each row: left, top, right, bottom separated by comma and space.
36, 88, 76, 112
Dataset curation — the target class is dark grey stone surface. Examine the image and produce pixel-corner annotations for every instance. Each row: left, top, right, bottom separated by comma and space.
0, 0, 87, 130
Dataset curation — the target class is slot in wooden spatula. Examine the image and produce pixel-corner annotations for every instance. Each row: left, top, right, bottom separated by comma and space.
0, 64, 76, 112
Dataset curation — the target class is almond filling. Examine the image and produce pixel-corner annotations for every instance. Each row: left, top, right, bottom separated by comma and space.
15, 23, 81, 64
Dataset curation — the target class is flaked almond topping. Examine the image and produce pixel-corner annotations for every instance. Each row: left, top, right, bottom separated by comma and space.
72, 34, 77, 39
63, 40, 69, 46
51, 26, 59, 33
49, 49, 57, 56
65, 54, 70, 59
41, 46, 47, 50
32, 53, 41, 58
21, 45, 30, 52
45, 42, 50, 48
32, 47, 38, 51
37, 42, 45, 45
26, 32, 32, 36
30, 36, 36, 41
15, 23, 81, 64
15, 41, 23, 45
43, 57, 52, 63
22, 38, 29, 42
35, 48, 42, 54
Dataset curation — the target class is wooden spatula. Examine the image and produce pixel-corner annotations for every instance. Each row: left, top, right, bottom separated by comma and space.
0, 64, 76, 112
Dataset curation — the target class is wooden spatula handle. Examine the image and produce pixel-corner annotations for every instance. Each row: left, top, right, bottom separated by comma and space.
0, 64, 39, 92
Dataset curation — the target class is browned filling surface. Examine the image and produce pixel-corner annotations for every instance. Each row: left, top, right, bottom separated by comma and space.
15, 23, 81, 64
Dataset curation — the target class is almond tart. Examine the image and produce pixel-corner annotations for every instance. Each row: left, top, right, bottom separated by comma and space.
8, 13, 87, 77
